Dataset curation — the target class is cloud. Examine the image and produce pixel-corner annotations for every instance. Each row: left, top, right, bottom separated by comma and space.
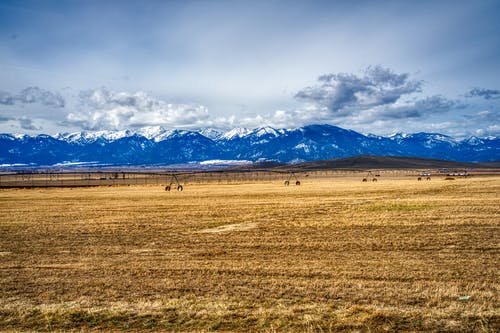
0, 87, 65, 108
275, 66, 466, 133
295, 66, 423, 115
65, 88, 211, 130
230, 104, 333, 130
0, 113, 40, 131
17, 87, 66, 108
231, 94, 459, 130
0, 115, 14, 122
466, 88, 500, 100
363, 95, 458, 122
18, 116, 40, 130
0, 92, 15, 105
465, 109, 499, 122
461, 110, 500, 137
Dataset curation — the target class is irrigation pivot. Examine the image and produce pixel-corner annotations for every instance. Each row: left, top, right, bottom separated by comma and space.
362, 171, 379, 182
281, 170, 301, 186
165, 173, 184, 192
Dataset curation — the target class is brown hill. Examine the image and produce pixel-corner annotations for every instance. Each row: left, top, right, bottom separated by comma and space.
279, 155, 495, 171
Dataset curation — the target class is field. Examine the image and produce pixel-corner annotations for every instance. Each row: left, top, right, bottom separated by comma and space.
1, 173, 499, 332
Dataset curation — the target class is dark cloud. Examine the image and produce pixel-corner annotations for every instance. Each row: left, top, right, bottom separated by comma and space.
376, 95, 457, 120
0, 113, 40, 130
0, 87, 65, 108
0, 115, 14, 122
0, 91, 15, 105
18, 87, 65, 108
295, 66, 423, 114
18, 116, 39, 130
290, 67, 460, 129
415, 95, 458, 112
466, 88, 500, 100
78, 88, 154, 109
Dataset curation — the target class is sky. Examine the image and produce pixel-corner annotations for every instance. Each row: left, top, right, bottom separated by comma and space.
0, 0, 499, 138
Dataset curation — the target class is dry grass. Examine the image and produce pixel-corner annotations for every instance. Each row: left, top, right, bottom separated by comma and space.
0, 174, 499, 332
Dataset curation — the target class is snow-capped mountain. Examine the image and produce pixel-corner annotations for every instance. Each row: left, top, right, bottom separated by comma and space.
1, 124, 499, 166
197, 128, 223, 140
220, 127, 252, 139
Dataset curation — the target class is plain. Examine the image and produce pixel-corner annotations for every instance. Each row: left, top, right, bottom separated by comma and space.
0, 174, 499, 332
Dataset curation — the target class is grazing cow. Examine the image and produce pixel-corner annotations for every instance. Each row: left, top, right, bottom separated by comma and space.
418, 177, 422, 181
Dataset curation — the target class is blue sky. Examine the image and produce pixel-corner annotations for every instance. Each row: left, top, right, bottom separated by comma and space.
0, 0, 499, 137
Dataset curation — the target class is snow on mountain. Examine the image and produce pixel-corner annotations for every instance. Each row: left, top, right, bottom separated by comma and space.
135, 126, 168, 140
0, 134, 16, 140
56, 132, 96, 143
1, 124, 499, 166
57, 130, 134, 143
221, 128, 252, 139
57, 127, 176, 143
403, 133, 459, 151
366, 134, 385, 140
463, 136, 484, 145
0, 133, 29, 140
199, 159, 252, 166
388, 132, 408, 142
294, 143, 311, 153
197, 128, 222, 140
101, 129, 134, 141
412, 132, 457, 144
253, 126, 285, 137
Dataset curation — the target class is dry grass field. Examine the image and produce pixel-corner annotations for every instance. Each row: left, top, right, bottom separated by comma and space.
0, 174, 499, 332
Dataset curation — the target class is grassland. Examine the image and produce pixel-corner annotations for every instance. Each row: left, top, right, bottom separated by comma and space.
0, 174, 499, 332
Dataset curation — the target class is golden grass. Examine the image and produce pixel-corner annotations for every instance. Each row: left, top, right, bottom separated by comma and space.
0, 175, 499, 332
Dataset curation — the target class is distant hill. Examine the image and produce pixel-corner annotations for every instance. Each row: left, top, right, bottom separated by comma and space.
280, 155, 492, 170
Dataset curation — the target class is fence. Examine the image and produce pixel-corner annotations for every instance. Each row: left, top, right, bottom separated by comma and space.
0, 169, 422, 188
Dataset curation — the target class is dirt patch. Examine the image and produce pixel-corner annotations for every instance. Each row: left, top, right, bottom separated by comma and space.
196, 222, 258, 233
129, 248, 156, 254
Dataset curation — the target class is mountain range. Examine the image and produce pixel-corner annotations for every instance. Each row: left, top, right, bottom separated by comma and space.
1, 124, 499, 167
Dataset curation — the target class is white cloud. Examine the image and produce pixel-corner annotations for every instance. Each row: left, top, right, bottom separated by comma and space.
65, 88, 211, 130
